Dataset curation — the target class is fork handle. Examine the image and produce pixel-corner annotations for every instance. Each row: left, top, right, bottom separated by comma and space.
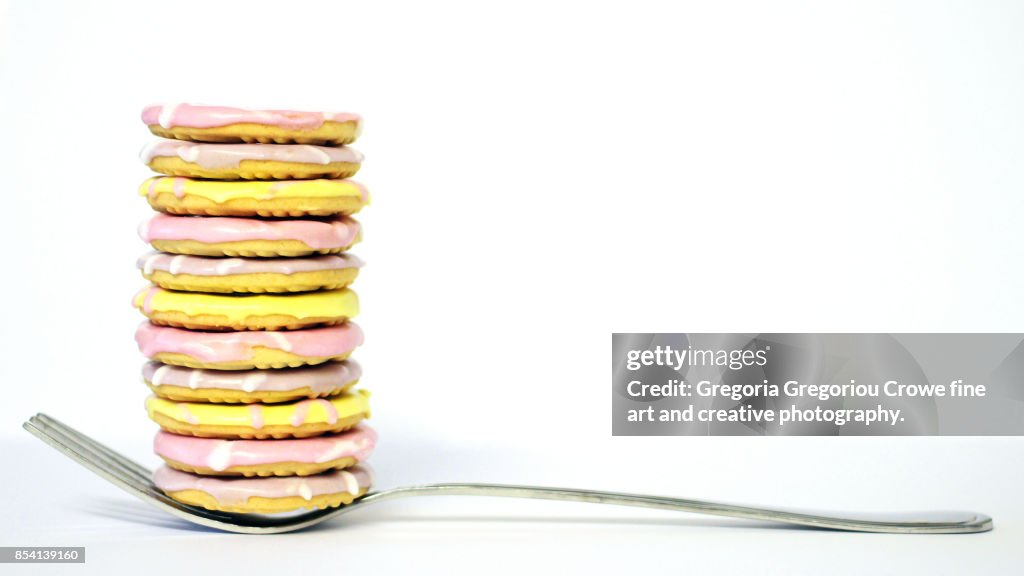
342, 483, 991, 534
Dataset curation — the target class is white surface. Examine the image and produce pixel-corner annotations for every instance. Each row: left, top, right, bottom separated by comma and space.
2, 0, 1023, 573
2, 434, 1021, 574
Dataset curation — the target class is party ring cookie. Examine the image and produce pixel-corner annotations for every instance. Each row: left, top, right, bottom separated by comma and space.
133, 286, 359, 331
145, 391, 371, 439
141, 138, 362, 180
140, 176, 369, 217
153, 425, 376, 476
143, 360, 362, 403
154, 464, 374, 513
135, 322, 364, 370
143, 104, 362, 145
137, 252, 362, 294
139, 213, 361, 257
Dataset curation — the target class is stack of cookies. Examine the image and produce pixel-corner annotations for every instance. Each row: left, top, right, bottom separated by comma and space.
132, 104, 375, 514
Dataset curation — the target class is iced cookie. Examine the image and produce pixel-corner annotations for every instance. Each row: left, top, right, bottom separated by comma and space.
144, 360, 362, 404
154, 464, 373, 513
139, 213, 361, 257
141, 138, 362, 180
137, 252, 362, 294
153, 425, 376, 476
135, 322, 364, 370
140, 176, 369, 217
143, 104, 362, 146
146, 392, 371, 439
133, 286, 359, 331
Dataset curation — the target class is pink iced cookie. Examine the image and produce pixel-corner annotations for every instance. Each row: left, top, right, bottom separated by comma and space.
138, 213, 362, 257
138, 252, 363, 277
154, 425, 376, 477
135, 322, 364, 370
142, 104, 362, 145
153, 463, 374, 513
143, 359, 363, 403
141, 138, 363, 180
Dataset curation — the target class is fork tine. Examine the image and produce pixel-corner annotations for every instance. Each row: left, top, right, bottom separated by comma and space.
24, 420, 163, 499
24, 420, 212, 513
33, 414, 152, 483
30, 415, 152, 486
25, 417, 244, 525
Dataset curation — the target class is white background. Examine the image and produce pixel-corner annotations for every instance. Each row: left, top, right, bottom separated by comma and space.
2, 0, 1023, 573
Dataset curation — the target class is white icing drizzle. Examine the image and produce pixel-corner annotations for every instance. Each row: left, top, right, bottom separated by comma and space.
207, 441, 234, 472
158, 103, 181, 128
340, 470, 360, 495
150, 364, 169, 387
179, 406, 199, 425
168, 255, 186, 275
298, 480, 313, 501
314, 440, 351, 464
214, 259, 246, 275
241, 371, 269, 393
247, 404, 264, 429
187, 369, 202, 390
267, 332, 293, 352
178, 144, 201, 163
303, 145, 332, 165
289, 401, 308, 427
142, 253, 160, 275
322, 398, 339, 424
139, 141, 160, 163
136, 218, 152, 241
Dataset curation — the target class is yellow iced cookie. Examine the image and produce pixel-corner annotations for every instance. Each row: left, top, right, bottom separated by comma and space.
142, 104, 362, 145
137, 252, 363, 294
154, 465, 374, 513
133, 286, 359, 331
145, 391, 371, 439
140, 177, 369, 217
141, 139, 362, 180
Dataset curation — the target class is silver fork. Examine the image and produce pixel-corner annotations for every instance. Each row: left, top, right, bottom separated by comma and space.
23, 413, 992, 535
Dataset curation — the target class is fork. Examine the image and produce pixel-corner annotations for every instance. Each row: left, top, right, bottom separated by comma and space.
23, 413, 992, 535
